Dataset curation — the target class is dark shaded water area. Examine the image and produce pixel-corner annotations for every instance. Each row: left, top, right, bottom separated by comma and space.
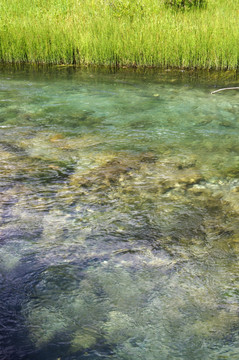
1, 65, 239, 359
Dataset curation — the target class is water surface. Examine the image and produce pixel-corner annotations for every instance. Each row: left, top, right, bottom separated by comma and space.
1, 67, 239, 360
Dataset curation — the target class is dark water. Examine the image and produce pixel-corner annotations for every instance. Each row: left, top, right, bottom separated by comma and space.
1, 66, 239, 359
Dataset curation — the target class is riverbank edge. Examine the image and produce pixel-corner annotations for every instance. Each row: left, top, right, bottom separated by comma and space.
1, 63, 239, 84
1, 61, 239, 72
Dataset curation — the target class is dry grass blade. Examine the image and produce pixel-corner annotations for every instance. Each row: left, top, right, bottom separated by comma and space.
211, 87, 239, 94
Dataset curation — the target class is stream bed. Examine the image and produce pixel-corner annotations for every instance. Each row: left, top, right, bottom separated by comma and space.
0, 66, 239, 359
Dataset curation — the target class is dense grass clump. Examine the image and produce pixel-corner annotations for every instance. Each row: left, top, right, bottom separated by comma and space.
164, 0, 207, 10
0, 0, 239, 69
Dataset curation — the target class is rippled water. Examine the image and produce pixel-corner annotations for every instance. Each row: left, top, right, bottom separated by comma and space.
1, 66, 239, 360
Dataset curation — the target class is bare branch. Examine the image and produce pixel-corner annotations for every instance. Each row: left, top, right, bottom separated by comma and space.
211, 87, 239, 94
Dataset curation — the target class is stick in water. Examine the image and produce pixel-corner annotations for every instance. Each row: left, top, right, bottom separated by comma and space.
211, 87, 239, 94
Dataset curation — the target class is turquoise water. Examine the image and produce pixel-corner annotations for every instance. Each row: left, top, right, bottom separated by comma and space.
1, 66, 239, 360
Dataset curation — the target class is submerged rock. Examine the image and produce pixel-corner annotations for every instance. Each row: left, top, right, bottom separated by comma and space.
18, 131, 103, 163
102, 311, 136, 344
0, 244, 21, 271
152, 159, 203, 193
71, 329, 98, 352
23, 253, 239, 359
26, 306, 70, 347
70, 158, 134, 189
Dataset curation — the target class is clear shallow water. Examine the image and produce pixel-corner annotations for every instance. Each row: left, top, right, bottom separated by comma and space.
0, 66, 239, 360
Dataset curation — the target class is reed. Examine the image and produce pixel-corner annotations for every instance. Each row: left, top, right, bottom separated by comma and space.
0, 0, 239, 69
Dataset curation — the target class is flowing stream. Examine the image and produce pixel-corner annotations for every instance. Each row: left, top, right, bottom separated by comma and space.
0, 66, 239, 360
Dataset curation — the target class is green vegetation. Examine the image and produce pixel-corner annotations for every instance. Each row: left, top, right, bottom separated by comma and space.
0, 0, 239, 69
164, 0, 207, 10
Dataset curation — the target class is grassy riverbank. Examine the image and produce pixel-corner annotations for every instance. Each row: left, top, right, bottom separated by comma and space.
0, 0, 239, 69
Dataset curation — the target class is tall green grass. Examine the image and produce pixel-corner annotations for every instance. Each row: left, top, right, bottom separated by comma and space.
0, 0, 239, 69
